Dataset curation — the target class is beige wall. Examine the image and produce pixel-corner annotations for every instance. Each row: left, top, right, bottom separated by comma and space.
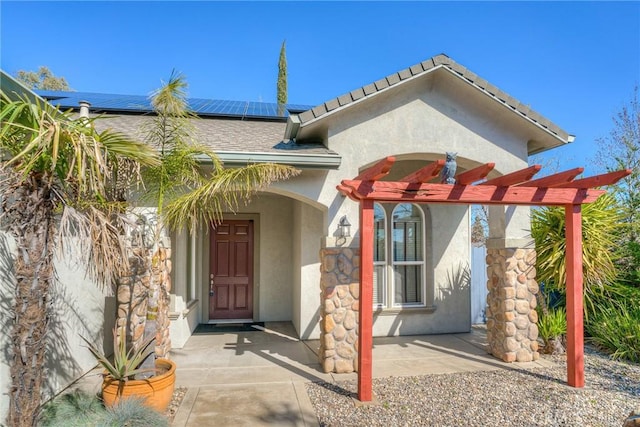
0, 232, 116, 420
172, 69, 535, 339
267, 71, 531, 337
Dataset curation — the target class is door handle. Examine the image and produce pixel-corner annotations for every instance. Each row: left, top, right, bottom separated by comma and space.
209, 274, 214, 296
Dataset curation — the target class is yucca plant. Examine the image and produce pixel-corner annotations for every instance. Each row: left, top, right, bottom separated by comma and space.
537, 307, 567, 354
81, 326, 156, 382
531, 193, 624, 320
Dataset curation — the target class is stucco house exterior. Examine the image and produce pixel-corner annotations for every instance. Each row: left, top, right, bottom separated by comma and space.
0, 53, 573, 415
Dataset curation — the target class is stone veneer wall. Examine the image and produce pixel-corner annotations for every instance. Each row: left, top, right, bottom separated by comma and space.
116, 245, 172, 359
116, 248, 151, 352
486, 248, 539, 362
153, 246, 172, 358
319, 247, 360, 373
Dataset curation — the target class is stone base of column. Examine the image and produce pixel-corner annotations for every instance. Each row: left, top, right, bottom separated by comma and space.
486, 248, 540, 362
318, 247, 360, 373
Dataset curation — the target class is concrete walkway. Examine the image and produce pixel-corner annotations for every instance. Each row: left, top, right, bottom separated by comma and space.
170, 322, 553, 427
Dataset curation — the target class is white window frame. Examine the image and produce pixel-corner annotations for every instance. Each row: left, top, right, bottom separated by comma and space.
373, 203, 428, 309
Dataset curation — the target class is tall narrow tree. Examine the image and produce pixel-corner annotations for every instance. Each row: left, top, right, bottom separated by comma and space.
277, 40, 288, 115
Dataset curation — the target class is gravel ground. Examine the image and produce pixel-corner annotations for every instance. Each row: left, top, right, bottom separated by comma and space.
165, 386, 187, 423
306, 346, 640, 427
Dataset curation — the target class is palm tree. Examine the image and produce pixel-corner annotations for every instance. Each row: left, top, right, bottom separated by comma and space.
123, 72, 298, 373
531, 193, 623, 319
0, 88, 158, 427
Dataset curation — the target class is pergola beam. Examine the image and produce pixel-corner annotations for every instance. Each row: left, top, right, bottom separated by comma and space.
516, 167, 584, 188
339, 180, 605, 205
455, 162, 495, 185
554, 169, 632, 189
399, 159, 445, 183
481, 165, 542, 187
355, 156, 395, 181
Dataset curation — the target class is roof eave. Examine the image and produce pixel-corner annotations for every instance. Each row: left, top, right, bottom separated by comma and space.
197, 151, 341, 170
1, 70, 46, 104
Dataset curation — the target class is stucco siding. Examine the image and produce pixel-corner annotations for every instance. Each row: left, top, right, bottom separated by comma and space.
297, 202, 323, 340
370, 204, 471, 336
0, 231, 115, 420
235, 195, 294, 322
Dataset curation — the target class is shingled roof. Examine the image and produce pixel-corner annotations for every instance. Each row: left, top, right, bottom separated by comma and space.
295, 54, 571, 144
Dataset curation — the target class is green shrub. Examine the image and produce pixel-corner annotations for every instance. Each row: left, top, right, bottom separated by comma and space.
587, 295, 640, 363
537, 307, 567, 342
531, 193, 623, 321
39, 392, 169, 427
99, 397, 169, 427
38, 390, 106, 427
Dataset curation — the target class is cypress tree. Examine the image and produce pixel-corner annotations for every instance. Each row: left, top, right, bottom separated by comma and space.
277, 40, 287, 111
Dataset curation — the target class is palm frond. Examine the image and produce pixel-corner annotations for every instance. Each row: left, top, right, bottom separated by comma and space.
531, 193, 623, 320
163, 163, 300, 232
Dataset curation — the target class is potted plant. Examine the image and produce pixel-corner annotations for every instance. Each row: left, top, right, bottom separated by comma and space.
81, 327, 176, 412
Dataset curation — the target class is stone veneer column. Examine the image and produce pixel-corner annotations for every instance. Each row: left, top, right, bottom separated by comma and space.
116, 248, 151, 351
318, 247, 360, 373
116, 243, 172, 359
153, 246, 172, 358
486, 247, 539, 362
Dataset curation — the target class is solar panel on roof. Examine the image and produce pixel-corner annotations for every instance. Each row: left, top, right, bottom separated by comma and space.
34, 90, 313, 119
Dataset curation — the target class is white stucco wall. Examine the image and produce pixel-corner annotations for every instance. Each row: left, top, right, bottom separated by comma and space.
294, 201, 323, 340
174, 67, 539, 340
197, 194, 296, 323
0, 232, 115, 421
267, 69, 533, 337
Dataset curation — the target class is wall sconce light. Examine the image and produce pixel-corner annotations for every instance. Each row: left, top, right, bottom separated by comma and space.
338, 215, 351, 238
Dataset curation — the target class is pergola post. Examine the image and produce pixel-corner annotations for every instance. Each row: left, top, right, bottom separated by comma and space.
357, 199, 374, 401
565, 204, 585, 388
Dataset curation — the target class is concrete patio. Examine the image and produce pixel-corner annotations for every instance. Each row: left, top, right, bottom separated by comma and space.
169, 322, 554, 426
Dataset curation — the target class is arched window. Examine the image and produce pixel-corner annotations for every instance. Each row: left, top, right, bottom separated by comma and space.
373, 203, 428, 308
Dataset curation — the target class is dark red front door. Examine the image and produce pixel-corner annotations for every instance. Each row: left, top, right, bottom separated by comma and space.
209, 220, 254, 320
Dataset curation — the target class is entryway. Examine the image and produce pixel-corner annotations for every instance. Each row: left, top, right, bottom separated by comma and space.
208, 220, 254, 321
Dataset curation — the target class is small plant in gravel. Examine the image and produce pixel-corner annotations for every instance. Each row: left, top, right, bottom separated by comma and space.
537, 307, 567, 355
587, 297, 640, 363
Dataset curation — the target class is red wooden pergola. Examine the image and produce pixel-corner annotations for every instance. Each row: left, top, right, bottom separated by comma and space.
337, 156, 631, 402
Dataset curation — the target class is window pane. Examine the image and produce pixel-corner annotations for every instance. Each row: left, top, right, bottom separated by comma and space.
393, 265, 422, 304
392, 204, 422, 262
374, 203, 385, 262
373, 264, 385, 306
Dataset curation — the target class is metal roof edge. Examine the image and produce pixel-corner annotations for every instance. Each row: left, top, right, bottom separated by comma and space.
197, 151, 342, 170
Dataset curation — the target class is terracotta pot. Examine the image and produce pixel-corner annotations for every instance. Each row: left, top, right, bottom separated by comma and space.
101, 359, 176, 412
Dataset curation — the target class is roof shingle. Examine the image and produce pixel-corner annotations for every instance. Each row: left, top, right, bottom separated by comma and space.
295, 53, 571, 143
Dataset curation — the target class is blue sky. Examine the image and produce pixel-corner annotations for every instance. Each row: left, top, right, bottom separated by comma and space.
1, 1, 639, 173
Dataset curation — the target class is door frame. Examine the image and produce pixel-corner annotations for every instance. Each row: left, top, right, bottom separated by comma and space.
202, 214, 260, 323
